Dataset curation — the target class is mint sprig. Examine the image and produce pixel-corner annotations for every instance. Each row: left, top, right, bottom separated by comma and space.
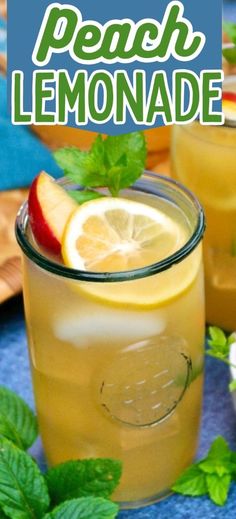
53, 132, 146, 199
207, 326, 233, 362
44, 497, 119, 519
229, 379, 236, 392
173, 437, 236, 506
45, 459, 122, 506
0, 385, 121, 518
0, 387, 38, 450
0, 439, 120, 519
0, 437, 50, 518
206, 327, 236, 392
199, 436, 235, 477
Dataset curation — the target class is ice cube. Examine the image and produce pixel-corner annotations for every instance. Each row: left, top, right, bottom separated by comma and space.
53, 307, 166, 348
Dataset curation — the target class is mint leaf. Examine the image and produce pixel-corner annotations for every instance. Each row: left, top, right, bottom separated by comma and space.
207, 327, 230, 360
202, 437, 236, 479
53, 147, 106, 188
208, 327, 227, 347
207, 437, 231, 461
228, 333, 236, 347
104, 133, 146, 196
206, 328, 236, 392
229, 379, 236, 392
53, 132, 146, 198
206, 474, 231, 506
223, 20, 236, 45
223, 46, 236, 65
199, 437, 234, 477
172, 464, 207, 496
0, 437, 49, 519
230, 452, 236, 479
45, 459, 122, 506
90, 134, 107, 172
200, 460, 233, 478
69, 190, 104, 204
0, 386, 38, 450
173, 436, 236, 506
104, 133, 145, 166
106, 161, 142, 197
44, 497, 119, 519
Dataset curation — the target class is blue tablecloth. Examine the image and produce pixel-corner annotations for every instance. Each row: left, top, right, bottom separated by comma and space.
1, 297, 236, 519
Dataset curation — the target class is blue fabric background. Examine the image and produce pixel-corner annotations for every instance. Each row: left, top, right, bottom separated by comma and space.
0, 75, 61, 190
0, 15, 61, 189
0, 18, 6, 53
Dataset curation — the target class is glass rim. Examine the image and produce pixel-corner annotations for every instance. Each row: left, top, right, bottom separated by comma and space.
15, 172, 205, 283
175, 118, 236, 147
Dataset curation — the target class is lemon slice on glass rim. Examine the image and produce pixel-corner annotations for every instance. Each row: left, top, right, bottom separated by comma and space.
62, 197, 198, 307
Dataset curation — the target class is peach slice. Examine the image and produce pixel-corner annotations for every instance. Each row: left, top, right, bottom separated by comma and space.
28, 172, 77, 255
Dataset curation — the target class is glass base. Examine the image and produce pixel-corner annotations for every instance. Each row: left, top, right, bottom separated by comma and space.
117, 489, 172, 510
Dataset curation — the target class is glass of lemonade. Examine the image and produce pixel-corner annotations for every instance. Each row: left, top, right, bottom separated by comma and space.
171, 76, 236, 331
16, 172, 205, 509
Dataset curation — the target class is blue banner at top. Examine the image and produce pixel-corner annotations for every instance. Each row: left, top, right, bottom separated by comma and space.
8, 0, 223, 135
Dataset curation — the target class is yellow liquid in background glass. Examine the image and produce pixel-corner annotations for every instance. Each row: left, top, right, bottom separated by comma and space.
171, 123, 236, 331
22, 191, 204, 507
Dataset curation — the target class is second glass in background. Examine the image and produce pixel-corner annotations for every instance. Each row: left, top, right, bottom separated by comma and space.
171, 76, 236, 331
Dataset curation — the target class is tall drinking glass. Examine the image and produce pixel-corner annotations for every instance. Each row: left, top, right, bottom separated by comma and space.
16, 173, 205, 509
171, 77, 236, 331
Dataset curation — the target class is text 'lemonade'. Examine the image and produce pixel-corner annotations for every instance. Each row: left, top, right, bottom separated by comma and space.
16, 172, 205, 508
171, 76, 236, 331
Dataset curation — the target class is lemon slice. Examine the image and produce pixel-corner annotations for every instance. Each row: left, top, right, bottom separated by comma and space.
62, 197, 199, 307
62, 197, 184, 272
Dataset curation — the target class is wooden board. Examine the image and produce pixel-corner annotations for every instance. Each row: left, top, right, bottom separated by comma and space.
0, 190, 27, 303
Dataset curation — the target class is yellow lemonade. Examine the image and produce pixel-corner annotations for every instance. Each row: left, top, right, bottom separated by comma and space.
171, 120, 236, 331
17, 174, 205, 508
